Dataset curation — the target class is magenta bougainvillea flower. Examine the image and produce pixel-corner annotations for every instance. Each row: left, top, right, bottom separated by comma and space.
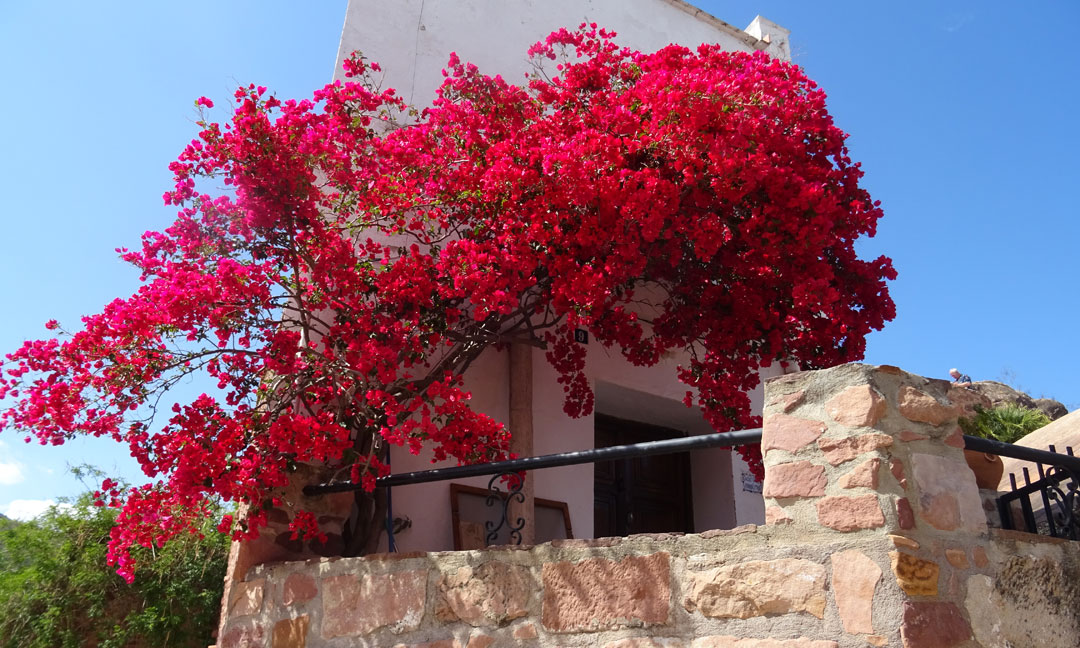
1, 26, 894, 580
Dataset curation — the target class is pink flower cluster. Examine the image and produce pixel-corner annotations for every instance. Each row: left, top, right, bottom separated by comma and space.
0, 26, 893, 581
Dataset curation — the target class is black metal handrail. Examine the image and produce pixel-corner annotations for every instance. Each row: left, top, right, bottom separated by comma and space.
963, 434, 1080, 472
303, 427, 763, 496
304, 432, 1079, 495
965, 434, 1080, 541
303, 429, 1080, 546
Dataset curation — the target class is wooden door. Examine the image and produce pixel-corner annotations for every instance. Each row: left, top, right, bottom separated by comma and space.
593, 414, 693, 537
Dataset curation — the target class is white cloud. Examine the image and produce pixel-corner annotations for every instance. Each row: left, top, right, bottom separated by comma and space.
0, 461, 25, 485
3, 499, 70, 521
0, 438, 28, 484
943, 12, 974, 33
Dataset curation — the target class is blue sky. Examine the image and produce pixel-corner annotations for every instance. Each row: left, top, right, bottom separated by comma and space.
725, 1, 1080, 405
1, 1, 1077, 518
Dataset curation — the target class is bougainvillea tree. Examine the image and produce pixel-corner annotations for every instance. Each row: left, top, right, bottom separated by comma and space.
0, 26, 894, 580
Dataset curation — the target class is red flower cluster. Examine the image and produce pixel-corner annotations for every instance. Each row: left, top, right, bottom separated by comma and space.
0, 26, 893, 581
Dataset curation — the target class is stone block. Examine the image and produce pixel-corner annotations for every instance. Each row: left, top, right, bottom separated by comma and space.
896, 498, 915, 530
604, 639, 685, 648
972, 546, 988, 568
818, 433, 893, 466
512, 623, 538, 639
910, 453, 985, 533
899, 430, 928, 442
946, 570, 960, 598
897, 387, 954, 426
888, 534, 919, 550
541, 553, 670, 632
436, 561, 532, 626
815, 495, 885, 532
963, 571, 1080, 648
272, 616, 308, 648
700, 525, 756, 539
282, 572, 318, 606
831, 549, 881, 634
230, 579, 265, 617
466, 635, 496, 648
321, 569, 428, 638
963, 575, 998, 648
220, 623, 266, 648
762, 415, 826, 454
691, 638, 838, 648
825, 385, 887, 427
838, 458, 881, 489
919, 492, 960, 531
945, 549, 969, 569
765, 506, 792, 525
890, 551, 939, 597
763, 461, 827, 498
889, 458, 907, 488
943, 428, 965, 448
393, 641, 459, 648
972, 555, 1080, 646
776, 390, 805, 413
549, 537, 623, 549
683, 558, 826, 620
900, 601, 971, 648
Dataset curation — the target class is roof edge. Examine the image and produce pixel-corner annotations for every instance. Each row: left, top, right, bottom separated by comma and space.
658, 0, 764, 49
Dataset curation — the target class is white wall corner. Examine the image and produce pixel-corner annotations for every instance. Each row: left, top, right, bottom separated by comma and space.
744, 15, 792, 61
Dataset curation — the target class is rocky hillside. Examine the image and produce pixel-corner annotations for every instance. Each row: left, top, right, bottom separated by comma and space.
962, 381, 1068, 420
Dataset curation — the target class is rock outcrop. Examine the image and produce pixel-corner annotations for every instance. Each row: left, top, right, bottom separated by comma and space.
1034, 398, 1069, 421
963, 381, 1067, 421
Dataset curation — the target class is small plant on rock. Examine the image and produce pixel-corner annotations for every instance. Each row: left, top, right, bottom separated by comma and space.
959, 404, 1051, 444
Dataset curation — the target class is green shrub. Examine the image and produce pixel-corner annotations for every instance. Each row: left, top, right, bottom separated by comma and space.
0, 474, 229, 648
959, 404, 1051, 444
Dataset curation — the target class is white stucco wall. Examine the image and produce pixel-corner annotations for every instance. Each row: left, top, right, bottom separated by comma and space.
379, 347, 510, 553
338, 0, 792, 552
334, 1, 789, 97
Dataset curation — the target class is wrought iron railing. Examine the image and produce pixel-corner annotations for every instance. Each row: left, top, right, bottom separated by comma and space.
302, 430, 1080, 548
963, 435, 1080, 541
304, 428, 763, 547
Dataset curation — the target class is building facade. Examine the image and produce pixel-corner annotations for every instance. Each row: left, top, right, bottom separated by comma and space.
331, 0, 793, 552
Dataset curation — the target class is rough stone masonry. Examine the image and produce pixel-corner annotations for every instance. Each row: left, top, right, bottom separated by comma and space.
214, 364, 1080, 648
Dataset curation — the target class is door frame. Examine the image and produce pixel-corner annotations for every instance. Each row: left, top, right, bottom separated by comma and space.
593, 413, 695, 536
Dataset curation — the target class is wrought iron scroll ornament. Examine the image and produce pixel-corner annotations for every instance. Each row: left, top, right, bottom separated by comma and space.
1043, 464, 1080, 541
484, 471, 526, 546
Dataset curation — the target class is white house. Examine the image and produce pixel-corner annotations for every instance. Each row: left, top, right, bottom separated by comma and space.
331, 0, 793, 552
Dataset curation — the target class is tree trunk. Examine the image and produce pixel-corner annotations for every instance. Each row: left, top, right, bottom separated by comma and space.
341, 430, 388, 556
342, 486, 387, 556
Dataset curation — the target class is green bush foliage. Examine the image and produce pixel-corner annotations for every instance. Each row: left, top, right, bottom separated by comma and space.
0, 472, 229, 648
959, 404, 1051, 444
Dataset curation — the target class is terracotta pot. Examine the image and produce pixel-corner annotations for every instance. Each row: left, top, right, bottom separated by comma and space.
964, 449, 1004, 490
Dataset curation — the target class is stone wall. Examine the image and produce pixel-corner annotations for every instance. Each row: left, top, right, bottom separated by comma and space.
761, 364, 1080, 648
215, 364, 1080, 648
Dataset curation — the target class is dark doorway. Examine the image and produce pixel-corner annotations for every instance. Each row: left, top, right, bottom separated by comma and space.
593, 414, 694, 537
